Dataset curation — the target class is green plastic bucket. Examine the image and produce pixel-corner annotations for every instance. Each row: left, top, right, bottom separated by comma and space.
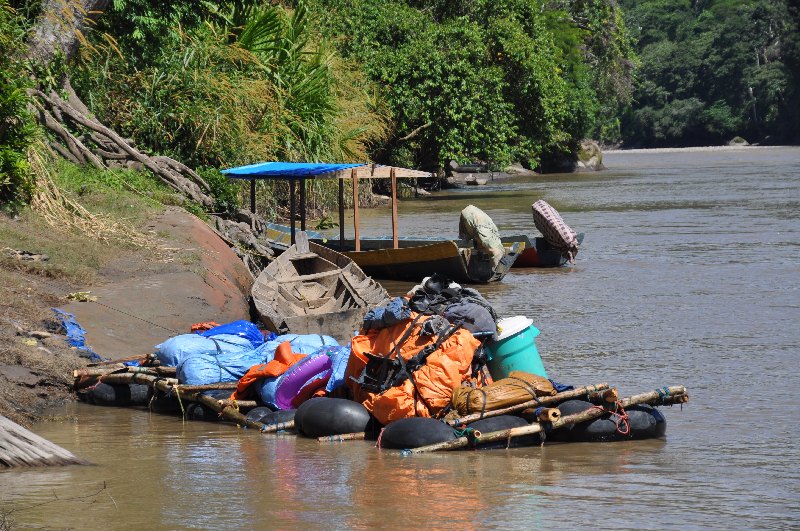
486, 316, 547, 379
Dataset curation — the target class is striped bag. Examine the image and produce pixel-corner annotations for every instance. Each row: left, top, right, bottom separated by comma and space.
531, 200, 579, 263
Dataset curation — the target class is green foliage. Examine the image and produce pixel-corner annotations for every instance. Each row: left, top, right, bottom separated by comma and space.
197, 167, 240, 216
0, 2, 37, 211
75, 0, 386, 164
620, 0, 800, 146
52, 160, 168, 225
308, 0, 635, 169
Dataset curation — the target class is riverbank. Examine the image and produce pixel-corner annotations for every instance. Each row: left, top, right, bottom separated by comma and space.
0, 205, 252, 426
604, 144, 787, 154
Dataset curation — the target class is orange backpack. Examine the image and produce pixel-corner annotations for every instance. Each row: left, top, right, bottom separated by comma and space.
345, 313, 482, 425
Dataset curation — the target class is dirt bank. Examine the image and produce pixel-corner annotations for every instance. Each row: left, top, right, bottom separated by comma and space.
0, 207, 253, 425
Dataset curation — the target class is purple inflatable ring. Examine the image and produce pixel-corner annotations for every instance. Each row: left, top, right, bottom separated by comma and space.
274, 354, 332, 410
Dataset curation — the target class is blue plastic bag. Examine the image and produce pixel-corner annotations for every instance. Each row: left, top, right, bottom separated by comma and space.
317, 345, 352, 393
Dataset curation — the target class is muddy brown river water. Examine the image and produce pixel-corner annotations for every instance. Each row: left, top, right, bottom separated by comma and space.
3, 147, 799, 529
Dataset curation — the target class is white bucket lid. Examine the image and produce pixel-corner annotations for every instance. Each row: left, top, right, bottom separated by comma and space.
496, 316, 536, 341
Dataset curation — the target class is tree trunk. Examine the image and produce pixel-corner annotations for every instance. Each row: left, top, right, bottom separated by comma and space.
25, 0, 215, 207
27, 0, 110, 65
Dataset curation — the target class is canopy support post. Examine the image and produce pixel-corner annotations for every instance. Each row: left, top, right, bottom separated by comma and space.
250, 179, 256, 215
300, 177, 307, 232
351, 167, 360, 252
391, 166, 398, 249
289, 179, 296, 245
338, 177, 345, 249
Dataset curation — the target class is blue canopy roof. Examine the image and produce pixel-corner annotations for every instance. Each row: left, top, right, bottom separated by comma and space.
221, 162, 366, 180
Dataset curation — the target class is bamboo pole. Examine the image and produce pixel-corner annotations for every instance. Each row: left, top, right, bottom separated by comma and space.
318, 432, 366, 443
317, 383, 611, 444
258, 420, 295, 434
536, 408, 561, 422
174, 382, 238, 393
446, 383, 610, 426
405, 386, 688, 454
299, 177, 306, 232
74, 364, 127, 378
218, 399, 259, 409
74, 365, 175, 380
588, 388, 619, 404
250, 178, 256, 215
351, 167, 360, 251
96, 372, 279, 431
87, 354, 144, 367
338, 177, 345, 247
390, 166, 398, 249
290, 179, 296, 245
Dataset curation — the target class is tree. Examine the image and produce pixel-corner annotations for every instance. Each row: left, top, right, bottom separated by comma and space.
23, 0, 214, 205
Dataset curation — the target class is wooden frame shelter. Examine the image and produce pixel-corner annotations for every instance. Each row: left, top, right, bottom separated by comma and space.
221, 162, 434, 249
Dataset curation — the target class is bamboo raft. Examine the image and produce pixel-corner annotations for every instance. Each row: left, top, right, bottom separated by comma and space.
0, 415, 89, 468
76, 363, 687, 452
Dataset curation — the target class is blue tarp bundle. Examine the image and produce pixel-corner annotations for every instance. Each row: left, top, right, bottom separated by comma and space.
177, 343, 267, 386
165, 331, 339, 386
199, 320, 264, 348
52, 308, 106, 362
156, 333, 254, 367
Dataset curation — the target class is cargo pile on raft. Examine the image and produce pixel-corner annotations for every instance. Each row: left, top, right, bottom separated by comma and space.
74, 238, 688, 453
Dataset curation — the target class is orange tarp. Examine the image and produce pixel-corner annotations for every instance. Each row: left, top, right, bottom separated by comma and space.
345, 314, 481, 424
230, 341, 305, 401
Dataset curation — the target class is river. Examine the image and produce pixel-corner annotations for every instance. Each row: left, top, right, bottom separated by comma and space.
3, 146, 799, 529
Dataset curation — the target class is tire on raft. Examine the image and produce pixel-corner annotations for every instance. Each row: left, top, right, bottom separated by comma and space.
88, 383, 152, 406
550, 400, 667, 442
294, 397, 371, 438
186, 402, 219, 422
148, 391, 183, 415
245, 408, 296, 427
245, 407, 274, 423
379, 417, 457, 449
467, 415, 541, 448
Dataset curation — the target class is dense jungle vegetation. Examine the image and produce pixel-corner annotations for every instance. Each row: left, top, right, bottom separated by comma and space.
1, 0, 634, 217
618, 0, 800, 147
1, 0, 798, 218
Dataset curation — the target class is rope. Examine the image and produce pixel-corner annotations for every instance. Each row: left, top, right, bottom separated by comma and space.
591, 402, 630, 436
375, 427, 386, 449
453, 426, 480, 448
175, 387, 186, 418
655, 386, 671, 405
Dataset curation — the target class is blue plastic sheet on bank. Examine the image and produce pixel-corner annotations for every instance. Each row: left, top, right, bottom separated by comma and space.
52, 308, 107, 362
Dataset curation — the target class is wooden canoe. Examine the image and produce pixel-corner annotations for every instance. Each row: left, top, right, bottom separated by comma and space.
251, 233, 389, 343
316, 238, 524, 284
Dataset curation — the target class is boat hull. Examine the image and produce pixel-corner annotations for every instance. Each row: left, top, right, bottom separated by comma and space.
503, 233, 584, 268
318, 239, 521, 284
251, 240, 388, 342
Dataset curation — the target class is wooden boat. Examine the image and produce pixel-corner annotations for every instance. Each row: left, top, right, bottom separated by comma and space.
262, 223, 524, 283
251, 233, 389, 342
316, 237, 525, 284
503, 233, 585, 268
